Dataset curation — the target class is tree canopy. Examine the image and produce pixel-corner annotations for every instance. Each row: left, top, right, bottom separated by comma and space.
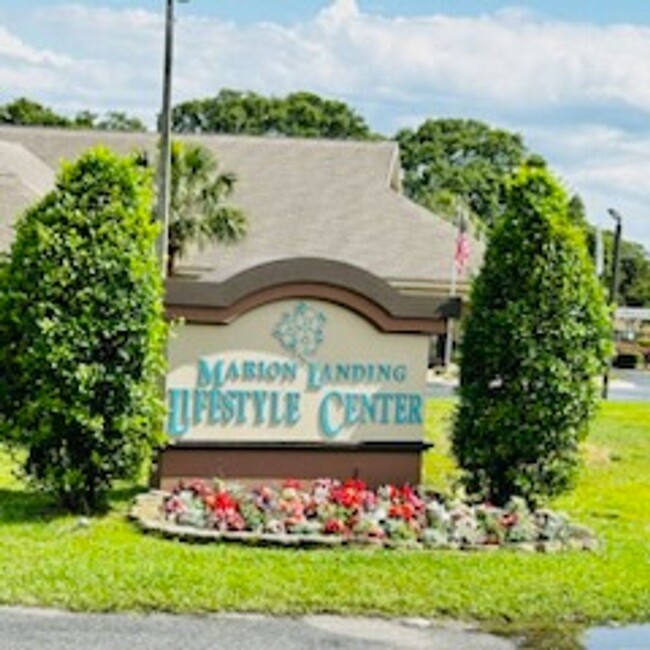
0, 97, 146, 132
587, 229, 650, 307
0, 97, 70, 127
396, 118, 531, 228
86, 111, 147, 132
171, 89, 375, 140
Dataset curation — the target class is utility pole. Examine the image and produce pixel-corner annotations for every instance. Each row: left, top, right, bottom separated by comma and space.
602, 208, 622, 399
156, 0, 181, 277
155, 0, 187, 463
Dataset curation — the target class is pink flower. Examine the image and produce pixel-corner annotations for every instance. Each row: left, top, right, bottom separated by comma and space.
501, 512, 519, 527
186, 479, 211, 497
164, 495, 186, 515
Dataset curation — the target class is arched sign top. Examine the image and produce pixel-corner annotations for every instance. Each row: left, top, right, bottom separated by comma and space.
165, 257, 458, 334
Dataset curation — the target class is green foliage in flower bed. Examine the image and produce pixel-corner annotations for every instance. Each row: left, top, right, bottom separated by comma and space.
0, 400, 648, 627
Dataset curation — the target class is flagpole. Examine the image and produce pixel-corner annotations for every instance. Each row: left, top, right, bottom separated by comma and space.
444, 254, 458, 368
444, 207, 461, 368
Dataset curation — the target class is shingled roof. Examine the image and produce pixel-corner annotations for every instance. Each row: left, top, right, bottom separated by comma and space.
0, 126, 483, 293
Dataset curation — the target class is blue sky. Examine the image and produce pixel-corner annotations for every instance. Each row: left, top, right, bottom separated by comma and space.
1, 0, 649, 250
8, 1, 650, 25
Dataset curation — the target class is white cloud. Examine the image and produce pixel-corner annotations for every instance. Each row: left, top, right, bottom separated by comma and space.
0, 25, 71, 67
319, 0, 361, 25
524, 124, 650, 245
1, 0, 649, 248
4, 0, 650, 116
0, 8, 162, 117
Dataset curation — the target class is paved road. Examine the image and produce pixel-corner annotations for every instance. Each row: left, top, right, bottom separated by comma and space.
604, 368, 650, 401
426, 369, 650, 402
0, 607, 515, 650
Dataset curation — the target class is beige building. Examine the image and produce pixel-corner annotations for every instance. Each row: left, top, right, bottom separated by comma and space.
0, 126, 482, 292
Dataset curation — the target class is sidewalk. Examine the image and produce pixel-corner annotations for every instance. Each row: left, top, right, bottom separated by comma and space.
0, 607, 516, 650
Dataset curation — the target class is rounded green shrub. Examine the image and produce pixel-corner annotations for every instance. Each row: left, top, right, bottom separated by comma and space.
452, 165, 611, 506
0, 148, 167, 512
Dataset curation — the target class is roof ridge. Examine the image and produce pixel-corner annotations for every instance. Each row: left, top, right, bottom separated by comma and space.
0, 124, 397, 150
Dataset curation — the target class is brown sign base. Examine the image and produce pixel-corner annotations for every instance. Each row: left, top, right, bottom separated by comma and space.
154, 441, 432, 491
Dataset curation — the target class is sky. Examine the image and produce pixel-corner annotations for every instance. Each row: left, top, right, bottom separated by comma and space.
1, 0, 649, 251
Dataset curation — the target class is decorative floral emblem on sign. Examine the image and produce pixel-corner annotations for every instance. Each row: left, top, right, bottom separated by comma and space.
273, 302, 326, 360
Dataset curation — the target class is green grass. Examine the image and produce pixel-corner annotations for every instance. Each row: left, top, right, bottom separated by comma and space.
0, 400, 648, 627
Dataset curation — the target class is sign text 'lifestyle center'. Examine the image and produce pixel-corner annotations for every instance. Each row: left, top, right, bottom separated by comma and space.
167, 358, 424, 439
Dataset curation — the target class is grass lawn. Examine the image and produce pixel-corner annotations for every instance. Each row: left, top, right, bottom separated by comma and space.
0, 400, 648, 628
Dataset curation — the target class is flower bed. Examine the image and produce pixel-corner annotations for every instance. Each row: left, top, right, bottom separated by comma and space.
130, 478, 599, 551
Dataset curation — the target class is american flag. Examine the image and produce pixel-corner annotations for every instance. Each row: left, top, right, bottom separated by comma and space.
454, 214, 470, 275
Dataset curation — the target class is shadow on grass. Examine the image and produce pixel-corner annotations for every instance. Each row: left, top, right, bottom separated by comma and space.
0, 488, 58, 524
0, 484, 148, 524
109, 484, 149, 506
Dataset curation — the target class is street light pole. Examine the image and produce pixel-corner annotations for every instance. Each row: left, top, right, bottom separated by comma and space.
607, 208, 623, 305
156, 0, 176, 277
602, 208, 623, 399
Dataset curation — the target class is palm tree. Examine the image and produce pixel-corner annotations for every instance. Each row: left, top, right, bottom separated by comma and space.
167, 141, 247, 275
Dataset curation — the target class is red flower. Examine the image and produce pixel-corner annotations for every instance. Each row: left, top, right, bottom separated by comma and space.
329, 478, 371, 511
282, 478, 303, 490
388, 503, 416, 520
205, 490, 238, 514
401, 485, 416, 501
343, 478, 367, 492
323, 518, 346, 535
387, 484, 400, 501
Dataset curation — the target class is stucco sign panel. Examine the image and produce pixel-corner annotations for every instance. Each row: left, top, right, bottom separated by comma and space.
166, 299, 428, 444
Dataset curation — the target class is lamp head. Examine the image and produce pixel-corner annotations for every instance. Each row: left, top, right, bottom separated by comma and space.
607, 208, 622, 224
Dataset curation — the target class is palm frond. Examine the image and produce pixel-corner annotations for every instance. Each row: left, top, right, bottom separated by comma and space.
167, 140, 248, 273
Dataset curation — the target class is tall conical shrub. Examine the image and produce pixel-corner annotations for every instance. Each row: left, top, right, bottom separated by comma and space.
452, 165, 610, 505
0, 148, 167, 512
